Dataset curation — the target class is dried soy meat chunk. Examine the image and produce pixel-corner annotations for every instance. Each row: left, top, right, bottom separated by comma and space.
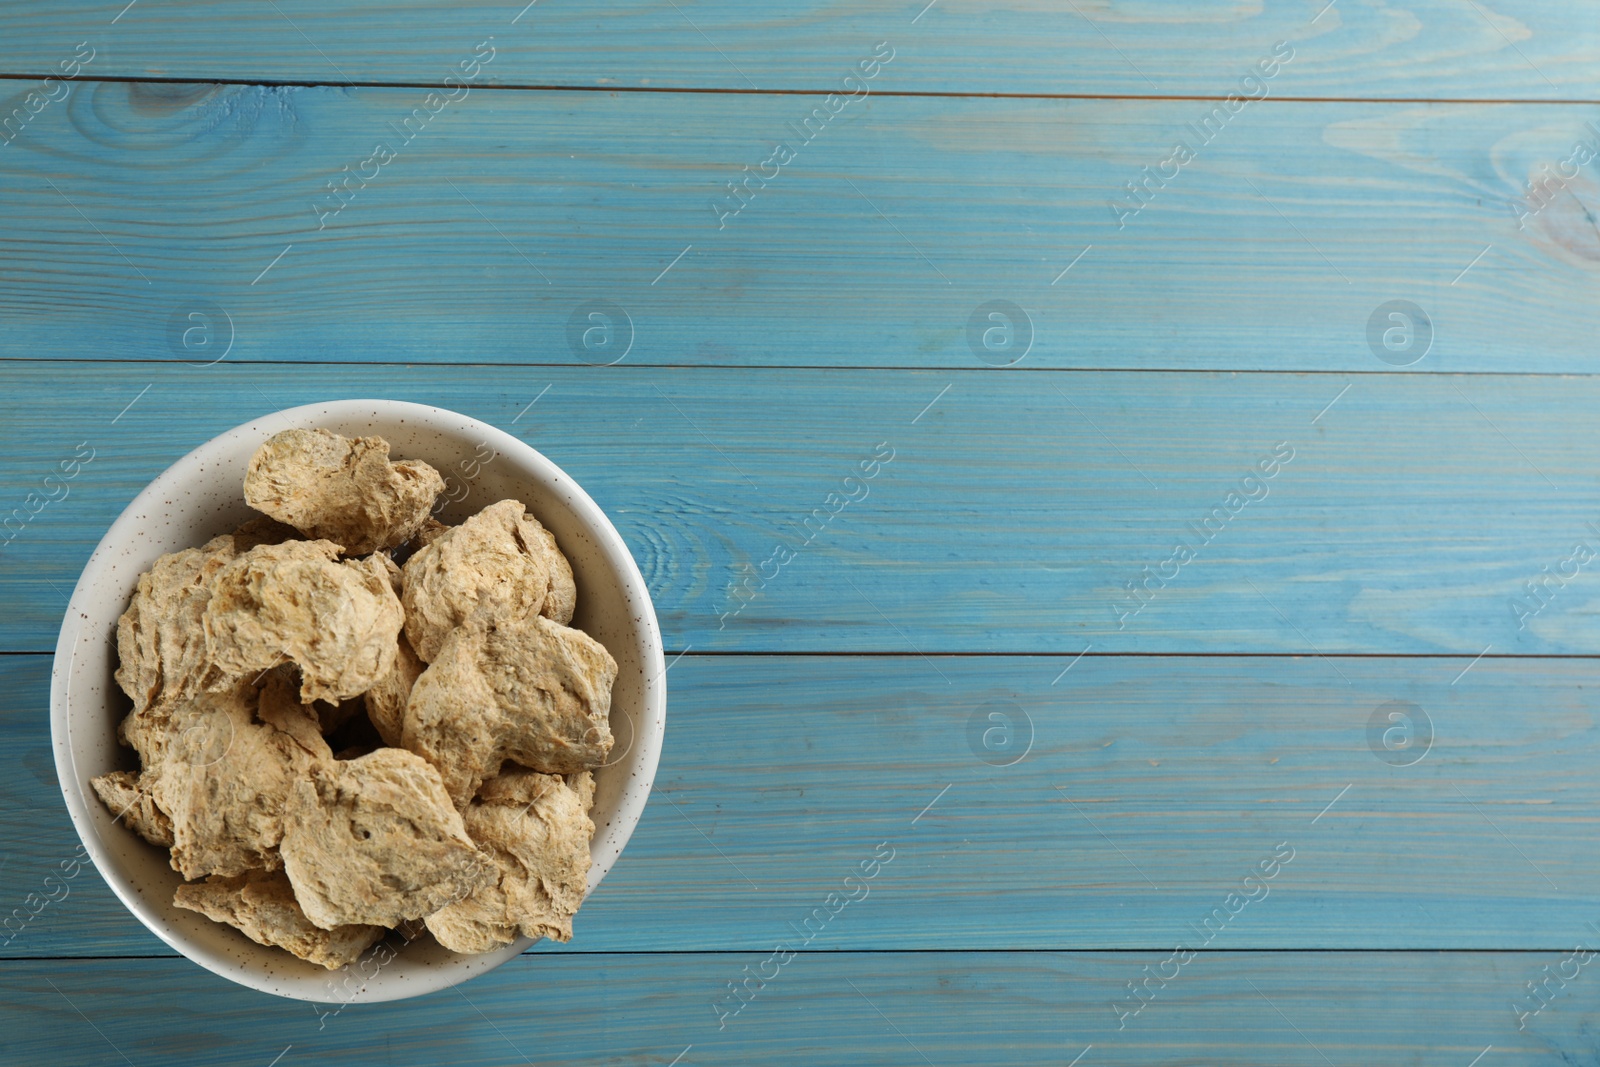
174, 869, 385, 971
402, 612, 617, 805
88, 770, 174, 848
400, 499, 575, 662
244, 428, 444, 555
148, 680, 329, 879
362, 632, 424, 749
115, 534, 242, 755
202, 540, 404, 704
425, 769, 594, 953
281, 749, 494, 930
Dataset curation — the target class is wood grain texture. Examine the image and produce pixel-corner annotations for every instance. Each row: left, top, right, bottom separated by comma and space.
9, 652, 1598, 957
0, 0, 1598, 98
4, 362, 1600, 654
1, 83, 1597, 371
2, 952, 1590, 1065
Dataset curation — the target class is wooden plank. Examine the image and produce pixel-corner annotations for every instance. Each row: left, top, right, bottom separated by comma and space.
10, 651, 1599, 957
4, 362, 1600, 655
0, 86, 1596, 371
0, 0, 1598, 99
0, 952, 1583, 1065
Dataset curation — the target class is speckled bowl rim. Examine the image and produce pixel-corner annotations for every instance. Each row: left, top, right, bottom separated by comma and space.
50, 399, 665, 1002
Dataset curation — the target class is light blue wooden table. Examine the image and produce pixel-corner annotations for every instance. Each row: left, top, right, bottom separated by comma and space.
3, 2, 1600, 1063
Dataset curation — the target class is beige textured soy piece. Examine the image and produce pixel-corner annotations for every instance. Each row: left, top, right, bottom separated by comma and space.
363, 633, 424, 748
115, 533, 242, 753
244, 428, 445, 555
143, 681, 326, 879
88, 770, 174, 848
425, 768, 595, 954
174, 870, 386, 971
280, 749, 495, 930
403, 612, 618, 805
202, 540, 404, 704
400, 499, 576, 662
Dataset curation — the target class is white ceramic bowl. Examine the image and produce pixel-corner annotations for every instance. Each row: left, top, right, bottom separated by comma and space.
50, 400, 665, 1002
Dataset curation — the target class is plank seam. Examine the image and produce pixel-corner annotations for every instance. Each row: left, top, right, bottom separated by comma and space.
1, 948, 1591, 960
7, 360, 1600, 379
0, 71, 1594, 105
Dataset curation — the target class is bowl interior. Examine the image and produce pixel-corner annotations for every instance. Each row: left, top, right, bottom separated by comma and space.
50, 400, 664, 1002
